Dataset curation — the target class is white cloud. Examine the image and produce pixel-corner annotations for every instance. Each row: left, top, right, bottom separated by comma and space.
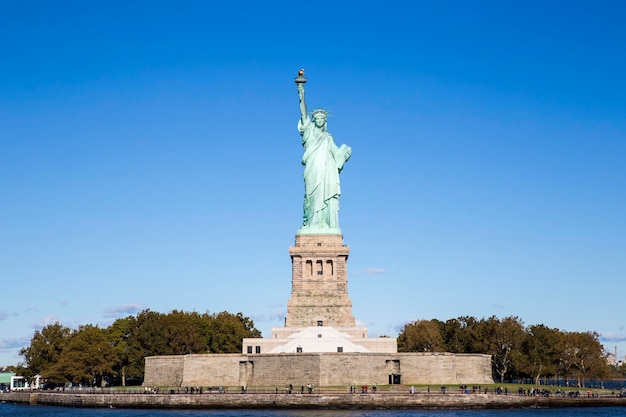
601, 333, 626, 343
0, 335, 31, 351
250, 309, 287, 324
0, 311, 16, 321
33, 315, 59, 329
350, 267, 387, 276
103, 303, 145, 319
391, 323, 406, 334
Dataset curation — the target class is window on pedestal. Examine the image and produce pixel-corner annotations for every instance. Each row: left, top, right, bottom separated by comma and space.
326, 260, 334, 275
337, 347, 343, 352
305, 260, 313, 276
296, 347, 302, 353
316, 260, 323, 276
247, 346, 252, 354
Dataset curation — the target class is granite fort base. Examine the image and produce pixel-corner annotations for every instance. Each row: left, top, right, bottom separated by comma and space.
144, 351, 493, 387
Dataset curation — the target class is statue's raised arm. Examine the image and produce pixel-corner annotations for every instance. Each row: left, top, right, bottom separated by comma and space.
295, 69, 307, 125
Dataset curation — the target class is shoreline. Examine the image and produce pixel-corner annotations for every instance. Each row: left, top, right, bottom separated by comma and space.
2, 391, 626, 410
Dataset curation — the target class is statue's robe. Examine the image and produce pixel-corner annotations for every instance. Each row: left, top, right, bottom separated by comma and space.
298, 117, 349, 229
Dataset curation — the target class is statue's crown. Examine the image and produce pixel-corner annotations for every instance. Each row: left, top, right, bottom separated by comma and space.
312, 109, 328, 119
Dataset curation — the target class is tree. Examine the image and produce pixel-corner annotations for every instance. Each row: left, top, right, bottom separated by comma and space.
520, 324, 564, 384
51, 325, 119, 386
457, 316, 486, 353
108, 315, 139, 385
120, 309, 262, 375
561, 331, 608, 387
441, 318, 465, 353
439, 316, 486, 353
206, 311, 261, 353
164, 310, 208, 355
482, 316, 525, 382
125, 309, 169, 376
19, 322, 71, 383
398, 319, 445, 352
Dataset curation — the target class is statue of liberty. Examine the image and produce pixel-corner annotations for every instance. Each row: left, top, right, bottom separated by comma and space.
295, 70, 351, 233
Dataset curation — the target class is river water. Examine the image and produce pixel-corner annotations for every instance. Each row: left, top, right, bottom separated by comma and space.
1, 403, 626, 417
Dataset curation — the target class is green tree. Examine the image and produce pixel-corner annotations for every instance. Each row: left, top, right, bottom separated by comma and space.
398, 319, 445, 352
108, 315, 139, 385
206, 311, 261, 353
561, 331, 608, 387
51, 325, 119, 386
520, 324, 564, 384
19, 322, 71, 383
125, 309, 169, 375
458, 316, 486, 353
164, 310, 208, 355
120, 309, 261, 375
483, 316, 525, 382
441, 318, 465, 353
19, 308, 263, 381
439, 316, 485, 353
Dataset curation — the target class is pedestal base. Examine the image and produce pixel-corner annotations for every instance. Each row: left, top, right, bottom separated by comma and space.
286, 234, 354, 328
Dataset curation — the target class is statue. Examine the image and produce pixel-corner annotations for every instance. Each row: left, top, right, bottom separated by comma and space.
295, 70, 351, 233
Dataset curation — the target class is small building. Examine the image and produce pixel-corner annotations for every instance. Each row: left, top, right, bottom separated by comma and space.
10, 375, 28, 390
0, 372, 14, 391
0, 372, 41, 391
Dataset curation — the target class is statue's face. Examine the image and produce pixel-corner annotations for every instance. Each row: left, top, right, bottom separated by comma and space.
313, 114, 326, 128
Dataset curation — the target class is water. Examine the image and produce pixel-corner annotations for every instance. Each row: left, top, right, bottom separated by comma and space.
1, 404, 626, 417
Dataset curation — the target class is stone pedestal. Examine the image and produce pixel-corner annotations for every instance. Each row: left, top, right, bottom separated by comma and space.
286, 234, 355, 328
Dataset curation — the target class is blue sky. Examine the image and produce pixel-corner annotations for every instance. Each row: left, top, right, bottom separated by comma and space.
1, 0, 625, 366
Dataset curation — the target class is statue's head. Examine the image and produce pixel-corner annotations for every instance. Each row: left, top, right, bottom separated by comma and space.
312, 109, 327, 130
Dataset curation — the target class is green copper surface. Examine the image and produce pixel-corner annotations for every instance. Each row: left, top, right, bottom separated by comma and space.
295, 70, 351, 234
